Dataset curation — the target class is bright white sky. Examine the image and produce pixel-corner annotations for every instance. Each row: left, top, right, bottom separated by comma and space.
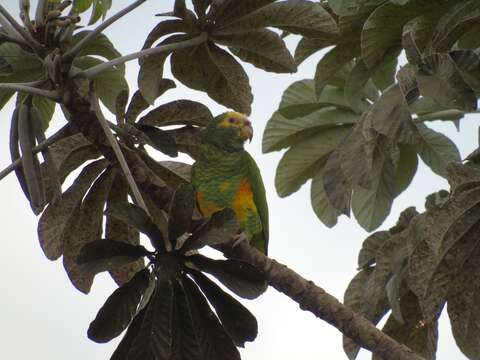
0, 1, 475, 359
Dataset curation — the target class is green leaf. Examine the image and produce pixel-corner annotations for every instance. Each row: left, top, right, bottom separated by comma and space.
328, 0, 357, 15
395, 145, 418, 195
182, 208, 240, 252
294, 36, 335, 66
315, 43, 359, 96
138, 99, 213, 127
212, 30, 296, 73
77, 239, 149, 276
136, 125, 178, 157
88, 0, 112, 25
73, 0, 94, 13
275, 127, 350, 197
212, 0, 276, 26
449, 50, 480, 92
215, 0, 338, 38
310, 168, 341, 228
142, 19, 190, 50
358, 231, 390, 269
352, 150, 396, 231
171, 42, 252, 114
63, 167, 117, 293
416, 53, 477, 111
322, 149, 352, 216
414, 123, 461, 178
187, 255, 266, 299
189, 270, 257, 347
0, 43, 44, 82
32, 96, 55, 130
110, 308, 146, 360
74, 56, 128, 114
126, 80, 175, 123
168, 184, 195, 248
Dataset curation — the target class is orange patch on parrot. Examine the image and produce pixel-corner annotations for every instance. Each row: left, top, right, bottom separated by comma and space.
232, 178, 257, 222
196, 191, 221, 217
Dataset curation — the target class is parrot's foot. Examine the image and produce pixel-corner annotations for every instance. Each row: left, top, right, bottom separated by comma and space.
232, 232, 248, 248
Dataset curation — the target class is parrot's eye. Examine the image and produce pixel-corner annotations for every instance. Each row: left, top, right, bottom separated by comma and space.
228, 118, 236, 124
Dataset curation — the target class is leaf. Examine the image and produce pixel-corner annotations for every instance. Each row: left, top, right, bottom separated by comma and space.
38, 160, 108, 260
115, 89, 129, 124
187, 255, 266, 299
32, 96, 56, 130
212, 0, 276, 26
105, 202, 164, 248
182, 208, 240, 252
416, 53, 477, 111
142, 19, 190, 50
88, 269, 150, 343
138, 99, 213, 127
189, 270, 257, 347
395, 145, 418, 195
294, 36, 335, 66
375, 292, 438, 360
171, 42, 252, 114
414, 123, 461, 178
310, 168, 341, 228
74, 56, 129, 114
88, 0, 112, 25
315, 42, 359, 96
263, 106, 358, 153
136, 125, 178, 157
110, 308, 146, 360
352, 150, 396, 231
358, 231, 390, 269
211, 29, 296, 73
322, 149, 352, 216
127, 277, 174, 360
125, 80, 176, 123
77, 239, 149, 276
275, 127, 350, 197
106, 176, 144, 285
168, 183, 195, 248
63, 167, 116, 293
361, 1, 428, 68
181, 276, 241, 360
449, 50, 480, 92
9, 107, 30, 204
447, 243, 480, 360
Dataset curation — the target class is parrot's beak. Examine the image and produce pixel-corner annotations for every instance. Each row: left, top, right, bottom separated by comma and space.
240, 123, 253, 142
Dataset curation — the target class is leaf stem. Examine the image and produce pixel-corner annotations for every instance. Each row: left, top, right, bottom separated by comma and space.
0, 4, 44, 54
81, 33, 208, 79
0, 82, 60, 100
88, 90, 151, 216
62, 0, 148, 62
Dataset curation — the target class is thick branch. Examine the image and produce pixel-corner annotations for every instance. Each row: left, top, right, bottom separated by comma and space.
0, 4, 44, 54
81, 33, 208, 78
62, 0, 148, 62
222, 240, 425, 360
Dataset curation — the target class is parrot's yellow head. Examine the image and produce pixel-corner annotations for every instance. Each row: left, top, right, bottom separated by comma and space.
202, 111, 254, 152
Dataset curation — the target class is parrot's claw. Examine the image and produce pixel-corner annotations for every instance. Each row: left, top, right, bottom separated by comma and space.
232, 232, 248, 248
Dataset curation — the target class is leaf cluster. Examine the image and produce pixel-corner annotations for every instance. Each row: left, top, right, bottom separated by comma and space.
265, 0, 480, 231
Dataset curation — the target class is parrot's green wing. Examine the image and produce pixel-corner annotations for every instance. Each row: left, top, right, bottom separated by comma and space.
243, 151, 269, 254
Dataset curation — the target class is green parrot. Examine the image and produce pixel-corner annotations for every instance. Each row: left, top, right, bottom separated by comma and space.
191, 111, 269, 254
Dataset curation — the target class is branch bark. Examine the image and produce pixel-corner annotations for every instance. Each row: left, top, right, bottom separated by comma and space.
222, 240, 425, 360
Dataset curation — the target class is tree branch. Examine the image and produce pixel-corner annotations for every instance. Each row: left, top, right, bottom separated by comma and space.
0, 82, 60, 100
0, 4, 44, 54
222, 240, 426, 360
88, 89, 150, 215
62, 0, 148, 62
81, 33, 208, 78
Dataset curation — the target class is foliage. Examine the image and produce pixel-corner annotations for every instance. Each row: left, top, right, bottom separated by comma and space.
1, 0, 480, 359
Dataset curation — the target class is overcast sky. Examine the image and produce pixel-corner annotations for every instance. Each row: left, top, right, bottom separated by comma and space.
0, 1, 476, 359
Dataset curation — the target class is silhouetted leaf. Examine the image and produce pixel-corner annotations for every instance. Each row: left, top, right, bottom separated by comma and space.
142, 19, 190, 50
110, 308, 146, 360
38, 160, 108, 260
171, 42, 252, 114
138, 99, 213, 127
449, 50, 480, 92
311, 168, 341, 228
187, 255, 266, 299
136, 125, 178, 157
77, 239, 149, 275
294, 37, 335, 66
190, 270, 257, 347
182, 208, 240, 252
88, 269, 151, 342
168, 183, 195, 248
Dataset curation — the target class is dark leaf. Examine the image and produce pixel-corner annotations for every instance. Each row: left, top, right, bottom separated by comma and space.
110, 308, 146, 360
9, 107, 30, 204
142, 19, 190, 50
187, 254, 266, 299
182, 208, 240, 252
322, 149, 352, 216
136, 125, 178, 157
310, 168, 341, 228
294, 36, 335, 66
115, 89, 129, 124
168, 183, 195, 249
77, 239, 149, 276
189, 270, 257, 347
88, 269, 150, 342
171, 42, 252, 114
358, 231, 390, 269
449, 50, 480, 92
138, 99, 213, 127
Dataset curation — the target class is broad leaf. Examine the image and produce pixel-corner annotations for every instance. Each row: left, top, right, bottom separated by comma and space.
310, 168, 341, 228
138, 100, 213, 127
168, 184, 195, 249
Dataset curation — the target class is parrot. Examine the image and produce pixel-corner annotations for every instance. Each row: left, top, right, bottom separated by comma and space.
191, 111, 269, 255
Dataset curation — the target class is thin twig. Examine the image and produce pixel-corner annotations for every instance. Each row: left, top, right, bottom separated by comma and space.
62, 0, 148, 62
88, 89, 150, 215
81, 33, 208, 78
0, 4, 44, 54
0, 124, 70, 181
0, 83, 60, 100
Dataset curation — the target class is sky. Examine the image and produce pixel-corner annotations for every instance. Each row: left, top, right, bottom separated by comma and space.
0, 1, 476, 359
